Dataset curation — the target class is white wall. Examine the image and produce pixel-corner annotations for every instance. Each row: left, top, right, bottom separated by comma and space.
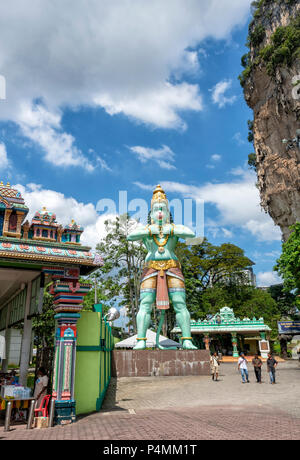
0, 328, 22, 366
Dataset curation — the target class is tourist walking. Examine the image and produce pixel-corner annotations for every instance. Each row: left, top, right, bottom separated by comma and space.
252, 354, 263, 383
238, 352, 250, 383
267, 353, 278, 384
210, 352, 220, 381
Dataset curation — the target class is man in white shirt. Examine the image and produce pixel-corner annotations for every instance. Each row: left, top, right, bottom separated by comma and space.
210, 352, 220, 381
238, 352, 250, 383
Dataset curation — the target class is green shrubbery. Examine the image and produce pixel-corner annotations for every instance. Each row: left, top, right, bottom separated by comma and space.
260, 15, 300, 74
248, 153, 257, 171
248, 24, 266, 47
252, 0, 297, 20
239, 1, 300, 87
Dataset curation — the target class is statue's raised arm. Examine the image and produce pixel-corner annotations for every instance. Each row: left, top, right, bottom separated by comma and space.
173, 224, 195, 240
126, 184, 197, 351
127, 226, 149, 242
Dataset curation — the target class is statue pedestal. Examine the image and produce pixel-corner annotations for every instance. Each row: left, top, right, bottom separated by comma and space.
112, 349, 210, 378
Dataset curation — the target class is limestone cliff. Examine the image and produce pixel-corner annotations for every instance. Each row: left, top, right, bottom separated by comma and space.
241, 0, 300, 241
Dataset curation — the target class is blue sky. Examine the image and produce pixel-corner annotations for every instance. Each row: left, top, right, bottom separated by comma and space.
0, 0, 282, 287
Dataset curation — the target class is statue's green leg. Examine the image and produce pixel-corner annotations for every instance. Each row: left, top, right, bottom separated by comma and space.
169, 291, 197, 350
133, 291, 155, 350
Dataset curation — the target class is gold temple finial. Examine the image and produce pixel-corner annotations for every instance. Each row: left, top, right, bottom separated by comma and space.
42, 206, 47, 212
0, 181, 3, 186
151, 184, 168, 208
6, 182, 10, 187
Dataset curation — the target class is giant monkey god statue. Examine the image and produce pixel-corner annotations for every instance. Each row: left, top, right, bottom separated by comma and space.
127, 185, 197, 350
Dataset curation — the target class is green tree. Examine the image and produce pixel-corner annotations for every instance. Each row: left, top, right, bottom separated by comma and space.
81, 273, 110, 314
274, 223, 300, 297
32, 290, 56, 388
175, 239, 254, 320
32, 291, 55, 350
93, 214, 147, 333
174, 238, 282, 337
268, 283, 296, 319
201, 284, 279, 338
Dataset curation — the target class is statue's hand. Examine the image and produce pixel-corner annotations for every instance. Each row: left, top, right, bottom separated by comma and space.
162, 224, 172, 235
148, 224, 160, 235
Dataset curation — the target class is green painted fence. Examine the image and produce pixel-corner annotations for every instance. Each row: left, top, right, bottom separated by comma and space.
74, 307, 113, 415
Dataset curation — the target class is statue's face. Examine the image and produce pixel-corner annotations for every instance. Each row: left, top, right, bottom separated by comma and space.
151, 201, 169, 225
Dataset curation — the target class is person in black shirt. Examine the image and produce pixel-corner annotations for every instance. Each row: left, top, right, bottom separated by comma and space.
267, 353, 278, 384
252, 354, 263, 383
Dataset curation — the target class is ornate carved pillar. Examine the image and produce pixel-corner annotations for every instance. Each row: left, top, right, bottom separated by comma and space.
22, 220, 30, 239
15, 211, 24, 238
231, 332, 239, 358
2, 209, 12, 236
46, 267, 91, 425
57, 225, 64, 243
52, 313, 80, 406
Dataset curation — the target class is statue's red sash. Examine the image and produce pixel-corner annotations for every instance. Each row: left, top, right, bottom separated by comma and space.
141, 267, 184, 310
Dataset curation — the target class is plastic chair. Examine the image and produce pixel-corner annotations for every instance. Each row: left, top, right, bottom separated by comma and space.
34, 395, 51, 417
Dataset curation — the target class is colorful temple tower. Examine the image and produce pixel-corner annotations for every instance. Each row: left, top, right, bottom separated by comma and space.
0, 182, 102, 425
0, 181, 29, 239
62, 219, 83, 244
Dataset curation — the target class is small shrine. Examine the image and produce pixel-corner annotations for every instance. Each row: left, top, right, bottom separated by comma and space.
172, 307, 271, 358
28, 207, 60, 242
62, 219, 83, 244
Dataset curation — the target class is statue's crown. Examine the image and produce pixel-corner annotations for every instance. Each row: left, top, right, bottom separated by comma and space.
151, 184, 168, 208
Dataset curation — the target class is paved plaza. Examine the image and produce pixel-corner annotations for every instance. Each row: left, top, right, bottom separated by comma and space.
1, 361, 300, 440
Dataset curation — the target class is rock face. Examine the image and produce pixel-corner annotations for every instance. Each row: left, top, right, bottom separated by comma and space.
243, 1, 300, 241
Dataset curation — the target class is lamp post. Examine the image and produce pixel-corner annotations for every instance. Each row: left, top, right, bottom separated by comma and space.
104, 307, 120, 326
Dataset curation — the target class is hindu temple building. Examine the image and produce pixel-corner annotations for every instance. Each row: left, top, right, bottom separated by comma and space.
0, 181, 103, 423
172, 307, 271, 358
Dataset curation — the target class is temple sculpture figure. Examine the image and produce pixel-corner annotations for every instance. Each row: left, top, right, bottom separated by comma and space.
127, 185, 197, 350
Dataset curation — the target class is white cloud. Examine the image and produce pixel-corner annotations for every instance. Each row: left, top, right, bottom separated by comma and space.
17, 103, 95, 171
233, 132, 246, 146
221, 227, 233, 238
206, 154, 222, 169
207, 225, 233, 239
0, 0, 251, 135
89, 149, 112, 172
14, 182, 113, 248
134, 169, 282, 242
172, 50, 200, 80
129, 145, 176, 170
211, 79, 237, 108
133, 182, 154, 192
94, 82, 202, 130
257, 271, 282, 287
0, 143, 10, 171
265, 250, 281, 258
